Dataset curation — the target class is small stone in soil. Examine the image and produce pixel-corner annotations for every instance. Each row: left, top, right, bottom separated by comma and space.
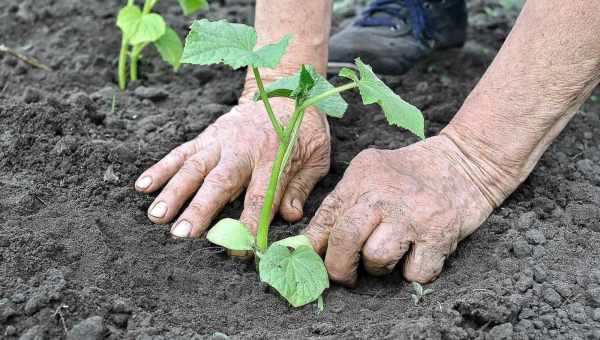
488, 323, 513, 340
525, 229, 546, 245
516, 211, 537, 230
5, 325, 16, 336
588, 286, 600, 307
592, 308, 600, 321
67, 316, 105, 340
512, 239, 532, 258
543, 287, 562, 307
19, 325, 46, 340
133, 86, 168, 101
533, 264, 547, 283
22, 86, 42, 103
567, 303, 586, 323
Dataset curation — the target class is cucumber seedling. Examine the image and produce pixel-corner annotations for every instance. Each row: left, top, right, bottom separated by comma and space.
180, 19, 425, 308
116, 0, 207, 90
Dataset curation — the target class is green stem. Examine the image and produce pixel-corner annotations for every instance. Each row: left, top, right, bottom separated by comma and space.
256, 139, 289, 254
255, 81, 358, 255
252, 67, 285, 141
299, 82, 357, 113
118, 37, 129, 90
142, 0, 158, 13
130, 44, 143, 81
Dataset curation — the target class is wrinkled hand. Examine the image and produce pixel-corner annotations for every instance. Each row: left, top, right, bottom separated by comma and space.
303, 135, 494, 286
135, 97, 330, 238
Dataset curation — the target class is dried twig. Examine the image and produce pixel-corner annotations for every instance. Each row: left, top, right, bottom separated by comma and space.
52, 304, 69, 335
0, 44, 51, 71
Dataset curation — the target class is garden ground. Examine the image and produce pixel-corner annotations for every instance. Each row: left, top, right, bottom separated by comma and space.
1, 0, 600, 339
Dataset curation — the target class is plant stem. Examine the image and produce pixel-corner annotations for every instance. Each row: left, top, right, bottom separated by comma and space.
256, 139, 289, 254
252, 67, 285, 141
118, 38, 129, 90
130, 44, 143, 81
299, 82, 357, 112
255, 81, 359, 255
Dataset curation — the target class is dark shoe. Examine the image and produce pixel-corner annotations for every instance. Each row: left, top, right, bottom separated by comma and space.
328, 0, 467, 75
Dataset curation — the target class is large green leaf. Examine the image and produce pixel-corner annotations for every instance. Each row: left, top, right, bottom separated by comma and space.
206, 218, 255, 251
259, 65, 348, 118
116, 5, 143, 40
259, 244, 329, 307
347, 58, 425, 139
154, 26, 184, 71
178, 0, 208, 15
129, 13, 166, 45
181, 19, 290, 69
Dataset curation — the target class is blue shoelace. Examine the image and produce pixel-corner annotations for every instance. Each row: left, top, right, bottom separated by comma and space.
354, 0, 430, 39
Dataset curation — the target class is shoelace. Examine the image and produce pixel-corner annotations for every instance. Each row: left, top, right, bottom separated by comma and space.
354, 0, 430, 39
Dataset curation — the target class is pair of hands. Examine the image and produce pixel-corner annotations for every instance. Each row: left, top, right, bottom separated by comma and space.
135, 97, 494, 286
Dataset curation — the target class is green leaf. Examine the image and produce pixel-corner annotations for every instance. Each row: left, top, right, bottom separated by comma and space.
206, 218, 255, 251
272, 235, 313, 249
423, 288, 434, 296
181, 19, 290, 69
259, 245, 329, 307
354, 58, 425, 139
411, 281, 423, 296
117, 5, 143, 40
260, 88, 295, 100
130, 13, 166, 45
154, 26, 184, 71
262, 65, 348, 118
292, 65, 316, 99
178, 0, 207, 15
338, 67, 358, 83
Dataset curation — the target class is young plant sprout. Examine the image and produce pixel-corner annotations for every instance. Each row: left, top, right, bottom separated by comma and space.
116, 0, 207, 90
180, 19, 425, 308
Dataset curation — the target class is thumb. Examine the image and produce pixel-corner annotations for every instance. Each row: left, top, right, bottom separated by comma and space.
280, 165, 328, 222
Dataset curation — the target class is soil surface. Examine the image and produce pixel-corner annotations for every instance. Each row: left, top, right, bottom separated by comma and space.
2, 0, 600, 339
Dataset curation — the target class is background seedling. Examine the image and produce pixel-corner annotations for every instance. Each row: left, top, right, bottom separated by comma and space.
181, 19, 425, 308
411, 282, 434, 306
116, 0, 207, 90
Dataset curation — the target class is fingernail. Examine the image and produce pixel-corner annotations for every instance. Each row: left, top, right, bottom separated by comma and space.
150, 201, 168, 218
291, 198, 303, 213
136, 176, 152, 190
171, 220, 193, 238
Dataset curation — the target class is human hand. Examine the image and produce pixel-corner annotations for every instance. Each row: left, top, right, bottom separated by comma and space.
135, 97, 330, 238
303, 136, 495, 286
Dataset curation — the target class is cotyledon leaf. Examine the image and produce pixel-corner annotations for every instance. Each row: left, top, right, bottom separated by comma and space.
154, 26, 184, 71
206, 218, 255, 251
116, 5, 143, 40
129, 13, 166, 45
259, 244, 329, 307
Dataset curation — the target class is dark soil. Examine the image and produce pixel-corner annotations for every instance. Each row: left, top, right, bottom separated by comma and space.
2, 0, 600, 339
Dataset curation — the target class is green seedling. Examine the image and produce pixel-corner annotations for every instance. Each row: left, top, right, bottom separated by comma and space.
410, 282, 434, 306
181, 19, 425, 308
116, 0, 207, 90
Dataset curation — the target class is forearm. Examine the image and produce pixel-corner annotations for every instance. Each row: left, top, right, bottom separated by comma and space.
442, 0, 600, 207
241, 0, 332, 99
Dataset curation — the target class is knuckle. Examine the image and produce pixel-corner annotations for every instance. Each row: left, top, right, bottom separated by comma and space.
186, 202, 209, 219
244, 194, 265, 211
180, 157, 208, 177
287, 179, 311, 199
205, 170, 238, 190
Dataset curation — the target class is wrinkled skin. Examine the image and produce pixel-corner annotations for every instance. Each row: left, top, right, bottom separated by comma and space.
303, 135, 494, 286
135, 97, 330, 237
